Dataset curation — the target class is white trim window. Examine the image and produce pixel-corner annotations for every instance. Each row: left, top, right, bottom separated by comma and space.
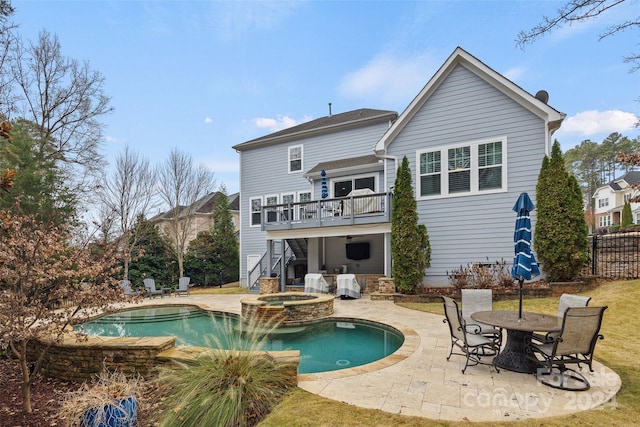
598, 198, 609, 208
249, 197, 262, 227
417, 137, 506, 198
288, 145, 303, 173
281, 193, 295, 220
264, 194, 279, 222
599, 215, 611, 227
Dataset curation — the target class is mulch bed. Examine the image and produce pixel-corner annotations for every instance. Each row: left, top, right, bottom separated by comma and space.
0, 357, 161, 426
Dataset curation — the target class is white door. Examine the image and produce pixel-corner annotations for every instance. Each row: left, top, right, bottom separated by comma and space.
247, 254, 261, 289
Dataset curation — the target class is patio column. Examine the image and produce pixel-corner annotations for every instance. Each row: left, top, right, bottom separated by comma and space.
266, 239, 272, 277
384, 232, 392, 277
280, 239, 286, 292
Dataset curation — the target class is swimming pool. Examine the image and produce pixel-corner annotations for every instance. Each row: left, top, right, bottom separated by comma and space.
76, 306, 404, 374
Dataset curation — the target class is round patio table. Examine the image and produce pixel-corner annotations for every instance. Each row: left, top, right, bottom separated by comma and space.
471, 310, 562, 373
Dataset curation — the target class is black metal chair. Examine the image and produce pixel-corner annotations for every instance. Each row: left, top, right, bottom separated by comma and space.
526, 305, 607, 391
441, 296, 500, 374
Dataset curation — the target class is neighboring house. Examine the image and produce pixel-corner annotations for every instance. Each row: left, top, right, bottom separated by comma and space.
153, 191, 240, 251
592, 171, 640, 228
232, 47, 565, 289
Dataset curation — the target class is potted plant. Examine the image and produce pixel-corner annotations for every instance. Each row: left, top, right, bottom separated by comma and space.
60, 368, 140, 427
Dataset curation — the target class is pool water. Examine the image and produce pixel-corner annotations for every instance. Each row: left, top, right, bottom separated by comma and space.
76, 306, 404, 374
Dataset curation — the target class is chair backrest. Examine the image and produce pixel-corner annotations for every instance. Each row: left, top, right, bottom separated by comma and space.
119, 280, 133, 293
554, 306, 607, 357
557, 294, 591, 317
143, 278, 155, 290
178, 277, 190, 289
442, 296, 465, 341
461, 289, 493, 322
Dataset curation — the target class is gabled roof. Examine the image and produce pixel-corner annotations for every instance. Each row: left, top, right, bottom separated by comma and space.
592, 171, 640, 198
304, 155, 382, 179
153, 191, 239, 220
611, 171, 640, 190
232, 108, 397, 151
374, 47, 566, 154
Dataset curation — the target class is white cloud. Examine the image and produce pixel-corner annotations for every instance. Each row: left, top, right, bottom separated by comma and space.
558, 110, 639, 136
252, 115, 312, 132
204, 117, 213, 124
338, 51, 438, 106
503, 66, 527, 82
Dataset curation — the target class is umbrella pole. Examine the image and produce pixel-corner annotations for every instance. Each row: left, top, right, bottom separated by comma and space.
518, 279, 524, 319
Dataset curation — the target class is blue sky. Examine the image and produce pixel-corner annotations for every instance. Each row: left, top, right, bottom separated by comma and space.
12, 0, 640, 195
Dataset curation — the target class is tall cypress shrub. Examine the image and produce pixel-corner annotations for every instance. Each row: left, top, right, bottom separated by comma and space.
391, 156, 431, 293
621, 201, 633, 227
534, 141, 588, 281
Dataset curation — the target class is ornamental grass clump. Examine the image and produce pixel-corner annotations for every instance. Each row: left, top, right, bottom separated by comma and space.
59, 368, 140, 427
156, 316, 295, 427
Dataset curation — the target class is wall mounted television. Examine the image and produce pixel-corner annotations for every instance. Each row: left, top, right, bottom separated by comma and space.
345, 242, 370, 260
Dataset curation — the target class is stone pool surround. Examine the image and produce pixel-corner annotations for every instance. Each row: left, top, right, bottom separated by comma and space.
240, 292, 334, 324
33, 304, 302, 382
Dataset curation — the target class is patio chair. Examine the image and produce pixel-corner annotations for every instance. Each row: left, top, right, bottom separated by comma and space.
175, 277, 191, 296
461, 289, 502, 352
532, 293, 592, 344
119, 280, 139, 296
441, 296, 500, 374
526, 305, 607, 391
143, 278, 164, 298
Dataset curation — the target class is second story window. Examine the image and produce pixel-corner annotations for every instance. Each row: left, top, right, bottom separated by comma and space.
418, 138, 506, 199
598, 198, 609, 208
289, 145, 303, 173
249, 197, 262, 227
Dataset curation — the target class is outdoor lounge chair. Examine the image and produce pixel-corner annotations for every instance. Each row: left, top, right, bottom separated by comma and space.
441, 296, 500, 374
175, 277, 191, 296
461, 289, 502, 351
526, 305, 607, 391
119, 280, 139, 296
532, 293, 592, 343
143, 278, 164, 298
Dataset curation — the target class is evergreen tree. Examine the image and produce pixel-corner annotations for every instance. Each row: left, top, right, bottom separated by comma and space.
535, 141, 589, 282
391, 156, 430, 293
621, 201, 633, 227
184, 230, 217, 286
0, 118, 77, 224
212, 186, 239, 284
127, 216, 178, 288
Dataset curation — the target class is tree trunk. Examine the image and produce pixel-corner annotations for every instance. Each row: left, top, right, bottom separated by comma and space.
18, 341, 32, 414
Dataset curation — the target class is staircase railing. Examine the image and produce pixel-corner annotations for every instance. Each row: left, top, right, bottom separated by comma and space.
247, 241, 295, 293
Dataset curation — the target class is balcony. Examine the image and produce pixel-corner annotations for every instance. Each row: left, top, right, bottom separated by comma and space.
261, 192, 392, 231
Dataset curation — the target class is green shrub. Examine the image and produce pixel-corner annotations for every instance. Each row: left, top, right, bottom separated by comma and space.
534, 141, 589, 282
391, 156, 431, 293
609, 224, 621, 233
156, 317, 295, 427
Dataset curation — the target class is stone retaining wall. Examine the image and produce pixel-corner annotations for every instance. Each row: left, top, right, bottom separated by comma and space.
33, 334, 177, 381
241, 293, 334, 323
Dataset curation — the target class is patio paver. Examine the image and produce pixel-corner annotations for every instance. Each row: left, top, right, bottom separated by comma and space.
126, 292, 621, 422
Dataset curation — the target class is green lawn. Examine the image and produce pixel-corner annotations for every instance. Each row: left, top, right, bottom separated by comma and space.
259, 280, 640, 426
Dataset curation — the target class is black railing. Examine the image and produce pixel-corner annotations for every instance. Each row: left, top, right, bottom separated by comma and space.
590, 234, 640, 279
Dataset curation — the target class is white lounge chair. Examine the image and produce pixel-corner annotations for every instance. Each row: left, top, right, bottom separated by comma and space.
175, 277, 191, 296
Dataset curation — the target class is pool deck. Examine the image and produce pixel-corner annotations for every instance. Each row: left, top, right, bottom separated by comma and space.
128, 293, 621, 422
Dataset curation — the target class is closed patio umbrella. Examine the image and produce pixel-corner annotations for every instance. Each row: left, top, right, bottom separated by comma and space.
511, 192, 540, 318
321, 169, 328, 199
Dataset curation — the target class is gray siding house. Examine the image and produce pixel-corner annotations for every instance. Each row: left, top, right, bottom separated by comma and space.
232, 47, 564, 290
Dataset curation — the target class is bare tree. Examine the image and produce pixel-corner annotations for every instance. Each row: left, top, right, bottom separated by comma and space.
517, 0, 639, 72
158, 148, 216, 277
9, 29, 113, 200
100, 145, 156, 279
0, 211, 131, 414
